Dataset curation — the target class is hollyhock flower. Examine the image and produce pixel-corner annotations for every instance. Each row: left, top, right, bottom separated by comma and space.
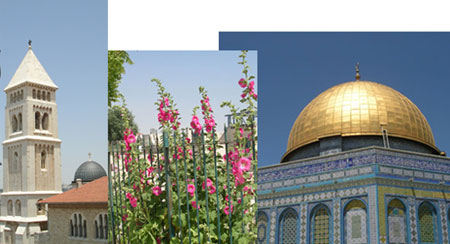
186, 138, 191, 143
237, 198, 242, 204
147, 154, 153, 163
244, 209, 249, 214
208, 185, 216, 194
126, 192, 132, 200
243, 186, 249, 192
122, 214, 128, 222
152, 186, 162, 196
127, 134, 136, 144
156, 237, 161, 244
129, 196, 137, 208
239, 128, 244, 137
146, 167, 154, 177
224, 205, 233, 215
241, 93, 247, 99
238, 157, 251, 172
191, 201, 199, 209
238, 78, 246, 88
187, 184, 195, 197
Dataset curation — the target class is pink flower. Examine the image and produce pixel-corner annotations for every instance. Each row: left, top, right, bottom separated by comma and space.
202, 178, 213, 189
122, 214, 128, 222
146, 167, 155, 177
238, 78, 246, 88
152, 186, 162, 196
126, 192, 132, 200
238, 157, 251, 172
187, 184, 195, 197
241, 93, 247, 99
208, 185, 216, 194
224, 205, 233, 215
239, 128, 244, 137
127, 134, 136, 144
191, 201, 199, 209
243, 186, 249, 192
190, 116, 203, 135
129, 196, 137, 208
186, 138, 191, 143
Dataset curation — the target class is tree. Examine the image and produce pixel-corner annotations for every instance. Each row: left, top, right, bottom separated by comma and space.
108, 106, 139, 142
108, 50, 133, 107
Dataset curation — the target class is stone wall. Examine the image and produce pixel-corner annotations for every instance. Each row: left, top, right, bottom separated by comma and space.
45, 204, 107, 244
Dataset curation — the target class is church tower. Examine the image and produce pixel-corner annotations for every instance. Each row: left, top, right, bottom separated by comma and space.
0, 43, 62, 243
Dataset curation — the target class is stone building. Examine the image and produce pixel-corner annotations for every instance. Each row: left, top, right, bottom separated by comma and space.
39, 176, 108, 244
0, 44, 62, 243
257, 71, 450, 244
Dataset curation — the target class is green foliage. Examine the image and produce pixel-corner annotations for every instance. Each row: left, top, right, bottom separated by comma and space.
108, 105, 139, 141
108, 50, 133, 107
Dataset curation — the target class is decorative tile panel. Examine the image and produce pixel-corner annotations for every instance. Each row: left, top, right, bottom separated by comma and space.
300, 204, 307, 244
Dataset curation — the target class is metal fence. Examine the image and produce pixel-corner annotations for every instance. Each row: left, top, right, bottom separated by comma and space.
108, 124, 256, 243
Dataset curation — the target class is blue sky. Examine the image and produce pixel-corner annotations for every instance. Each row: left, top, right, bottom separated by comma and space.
219, 32, 450, 167
117, 51, 257, 135
0, 1, 107, 186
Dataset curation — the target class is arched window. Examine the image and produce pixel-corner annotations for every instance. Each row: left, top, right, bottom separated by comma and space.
10, 94, 13, 103
41, 150, 46, 169
344, 199, 367, 244
33, 89, 36, 99
12, 115, 18, 132
12, 93, 16, 103
15, 200, 21, 216
7, 200, 13, 216
47, 92, 51, 101
37, 90, 41, 100
35, 112, 41, 129
257, 212, 268, 244
18, 113, 22, 131
95, 213, 108, 239
14, 152, 19, 172
387, 199, 407, 244
70, 213, 87, 238
279, 208, 298, 244
418, 202, 437, 243
310, 204, 331, 244
42, 113, 49, 130
37, 199, 45, 215
42, 92, 46, 101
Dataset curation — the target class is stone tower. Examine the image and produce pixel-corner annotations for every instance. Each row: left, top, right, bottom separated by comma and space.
0, 44, 62, 243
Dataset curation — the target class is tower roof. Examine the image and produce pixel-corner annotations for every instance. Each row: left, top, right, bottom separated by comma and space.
4, 47, 58, 92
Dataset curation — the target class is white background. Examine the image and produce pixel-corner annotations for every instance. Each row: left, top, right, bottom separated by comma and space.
109, 0, 450, 50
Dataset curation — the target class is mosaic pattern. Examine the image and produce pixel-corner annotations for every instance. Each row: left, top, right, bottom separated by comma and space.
281, 209, 298, 244
270, 211, 276, 244
344, 200, 367, 244
333, 200, 341, 244
418, 203, 436, 243
300, 204, 307, 244
312, 207, 330, 244
388, 199, 407, 244
257, 213, 268, 244
409, 200, 418, 244
440, 201, 449, 244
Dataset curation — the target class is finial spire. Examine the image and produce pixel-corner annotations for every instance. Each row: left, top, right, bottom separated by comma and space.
88, 152, 92, 161
28, 40, 32, 49
355, 62, 360, 81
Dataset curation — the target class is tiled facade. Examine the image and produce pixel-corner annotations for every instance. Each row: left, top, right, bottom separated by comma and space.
257, 147, 450, 243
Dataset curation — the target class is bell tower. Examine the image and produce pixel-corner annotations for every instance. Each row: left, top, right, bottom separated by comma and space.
0, 43, 62, 243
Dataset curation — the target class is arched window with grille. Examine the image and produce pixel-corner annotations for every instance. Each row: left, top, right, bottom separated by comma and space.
42, 113, 49, 130
18, 113, 22, 131
257, 211, 268, 244
95, 213, 108, 239
14, 200, 21, 216
35, 112, 41, 129
41, 150, 46, 169
7, 200, 13, 216
418, 201, 438, 244
12, 115, 18, 132
343, 199, 367, 244
70, 213, 87, 238
387, 199, 407, 244
310, 204, 332, 244
279, 208, 298, 244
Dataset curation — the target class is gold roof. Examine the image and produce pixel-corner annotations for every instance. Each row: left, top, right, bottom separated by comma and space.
285, 81, 437, 157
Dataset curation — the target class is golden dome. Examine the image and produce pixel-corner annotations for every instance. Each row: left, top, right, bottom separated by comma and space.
285, 81, 437, 158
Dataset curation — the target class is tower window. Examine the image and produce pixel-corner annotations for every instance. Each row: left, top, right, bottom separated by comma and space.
18, 113, 22, 131
7, 200, 13, 216
42, 92, 46, 101
14, 152, 19, 172
35, 112, 41, 129
41, 150, 46, 169
37, 90, 41, 100
15, 200, 21, 216
95, 213, 108, 239
42, 113, 49, 130
12, 115, 18, 132
47, 92, 51, 101
33, 89, 36, 99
